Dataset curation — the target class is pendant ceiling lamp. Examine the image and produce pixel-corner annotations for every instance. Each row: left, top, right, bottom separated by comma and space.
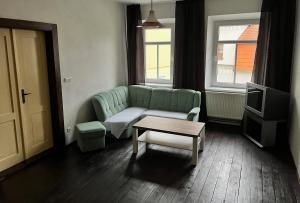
138, 0, 162, 28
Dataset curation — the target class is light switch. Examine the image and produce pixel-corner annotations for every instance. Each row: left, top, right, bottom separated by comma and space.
64, 77, 72, 83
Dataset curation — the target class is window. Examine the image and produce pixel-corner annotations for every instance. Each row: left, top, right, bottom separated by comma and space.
217, 44, 224, 60
211, 19, 259, 89
144, 23, 174, 84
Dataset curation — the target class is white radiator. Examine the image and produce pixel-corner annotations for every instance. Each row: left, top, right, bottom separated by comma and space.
206, 91, 246, 121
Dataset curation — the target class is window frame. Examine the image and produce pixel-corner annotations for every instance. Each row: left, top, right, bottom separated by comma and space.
211, 19, 260, 89
144, 21, 175, 85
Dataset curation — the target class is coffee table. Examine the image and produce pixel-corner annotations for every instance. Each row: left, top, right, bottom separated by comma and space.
132, 116, 205, 165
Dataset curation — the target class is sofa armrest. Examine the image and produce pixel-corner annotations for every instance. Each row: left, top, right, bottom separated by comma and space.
187, 107, 200, 121
92, 96, 108, 122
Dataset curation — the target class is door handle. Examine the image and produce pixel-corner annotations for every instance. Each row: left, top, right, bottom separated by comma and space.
21, 89, 31, 103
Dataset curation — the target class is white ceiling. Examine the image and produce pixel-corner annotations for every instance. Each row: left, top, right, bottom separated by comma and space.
117, 0, 175, 4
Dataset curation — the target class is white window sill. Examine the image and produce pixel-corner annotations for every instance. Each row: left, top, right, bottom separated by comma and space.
206, 86, 246, 94
145, 84, 246, 94
145, 83, 173, 88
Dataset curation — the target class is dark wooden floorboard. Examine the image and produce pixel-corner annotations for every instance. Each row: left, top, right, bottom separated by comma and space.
269, 148, 298, 203
185, 133, 223, 202
173, 130, 222, 203
210, 131, 236, 203
261, 146, 276, 203
224, 132, 244, 203
48, 140, 134, 202
158, 130, 216, 203
237, 137, 252, 203
143, 147, 190, 203
196, 131, 234, 203
0, 124, 299, 203
249, 141, 263, 203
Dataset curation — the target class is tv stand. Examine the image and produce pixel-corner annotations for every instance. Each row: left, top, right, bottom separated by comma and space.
242, 110, 286, 148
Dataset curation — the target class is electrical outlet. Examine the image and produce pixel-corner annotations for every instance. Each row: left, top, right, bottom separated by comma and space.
66, 126, 71, 134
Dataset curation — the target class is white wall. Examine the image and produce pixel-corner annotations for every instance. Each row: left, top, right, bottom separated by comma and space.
205, 0, 261, 17
141, 0, 261, 20
141, 2, 175, 19
290, 0, 300, 179
0, 0, 127, 144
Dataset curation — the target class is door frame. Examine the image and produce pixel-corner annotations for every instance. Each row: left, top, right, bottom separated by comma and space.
0, 18, 65, 151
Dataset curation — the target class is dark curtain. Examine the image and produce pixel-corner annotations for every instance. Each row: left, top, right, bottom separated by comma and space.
252, 0, 296, 92
126, 5, 145, 85
173, 0, 207, 121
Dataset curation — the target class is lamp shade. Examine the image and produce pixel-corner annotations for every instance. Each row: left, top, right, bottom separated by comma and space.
140, 10, 162, 28
136, 0, 162, 28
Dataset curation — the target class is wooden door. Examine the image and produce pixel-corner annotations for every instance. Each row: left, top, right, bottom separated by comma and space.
13, 29, 53, 159
0, 28, 24, 171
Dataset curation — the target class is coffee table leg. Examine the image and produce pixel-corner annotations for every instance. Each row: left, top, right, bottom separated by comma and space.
200, 127, 205, 151
133, 128, 138, 154
192, 137, 199, 166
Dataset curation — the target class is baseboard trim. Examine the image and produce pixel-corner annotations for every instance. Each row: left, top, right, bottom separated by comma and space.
208, 117, 242, 126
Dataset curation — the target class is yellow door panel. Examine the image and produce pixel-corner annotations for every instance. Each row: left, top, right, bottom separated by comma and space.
0, 121, 19, 159
0, 28, 24, 172
13, 29, 53, 159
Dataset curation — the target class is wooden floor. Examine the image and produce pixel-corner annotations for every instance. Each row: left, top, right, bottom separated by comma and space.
0, 124, 300, 203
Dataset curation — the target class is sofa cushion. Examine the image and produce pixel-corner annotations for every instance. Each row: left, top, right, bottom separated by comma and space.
171, 89, 200, 113
142, 110, 187, 120
149, 88, 173, 111
92, 86, 128, 121
104, 107, 146, 138
76, 121, 106, 134
149, 88, 201, 113
129, 85, 152, 108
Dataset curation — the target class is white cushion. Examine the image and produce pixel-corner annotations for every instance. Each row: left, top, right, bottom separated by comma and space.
142, 110, 187, 120
104, 107, 147, 138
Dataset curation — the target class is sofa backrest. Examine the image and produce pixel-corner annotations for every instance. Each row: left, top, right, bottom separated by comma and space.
149, 88, 173, 111
92, 86, 128, 121
173, 89, 201, 112
149, 88, 201, 113
129, 85, 152, 108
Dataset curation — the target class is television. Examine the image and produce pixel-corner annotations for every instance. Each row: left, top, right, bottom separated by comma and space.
245, 83, 290, 120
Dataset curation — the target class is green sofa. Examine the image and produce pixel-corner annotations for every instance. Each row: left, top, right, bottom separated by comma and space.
92, 85, 201, 139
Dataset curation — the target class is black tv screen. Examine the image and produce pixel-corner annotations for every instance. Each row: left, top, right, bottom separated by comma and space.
247, 87, 263, 112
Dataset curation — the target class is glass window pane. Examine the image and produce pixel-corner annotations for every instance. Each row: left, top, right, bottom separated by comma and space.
145, 45, 157, 79
145, 28, 171, 42
216, 43, 236, 83
217, 43, 224, 60
218, 24, 259, 41
236, 70, 252, 84
158, 44, 171, 80
235, 43, 257, 84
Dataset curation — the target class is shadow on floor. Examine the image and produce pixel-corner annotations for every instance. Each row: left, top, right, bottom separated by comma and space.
125, 146, 198, 186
